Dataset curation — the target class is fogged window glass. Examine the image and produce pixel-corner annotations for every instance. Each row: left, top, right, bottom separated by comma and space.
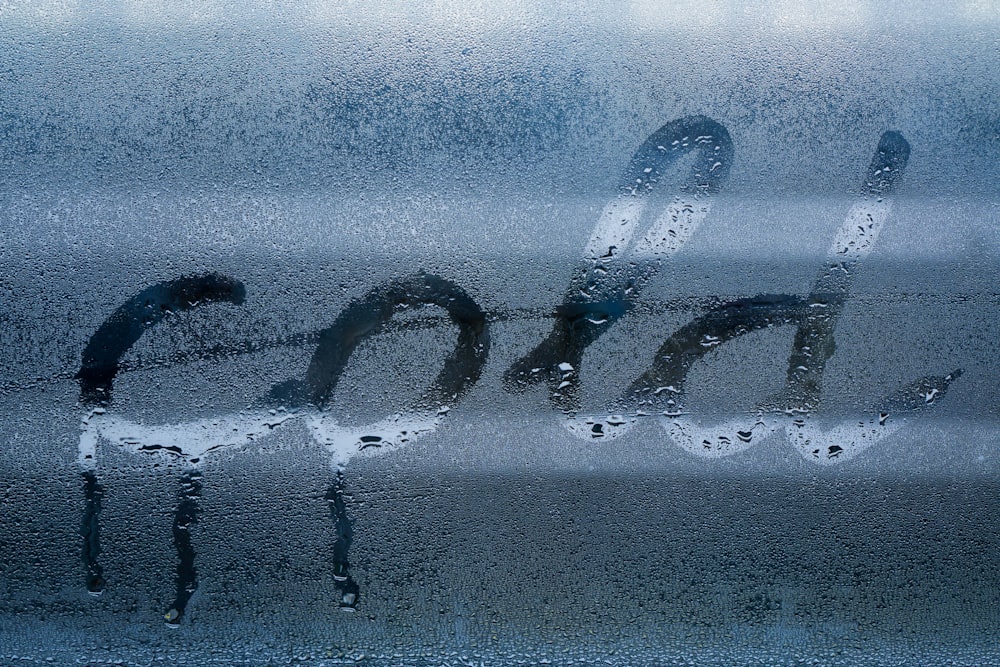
1, 2, 998, 664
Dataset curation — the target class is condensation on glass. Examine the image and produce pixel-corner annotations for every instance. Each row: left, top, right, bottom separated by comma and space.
1, 2, 998, 665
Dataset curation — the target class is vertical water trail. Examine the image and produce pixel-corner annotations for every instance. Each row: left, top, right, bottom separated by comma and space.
164, 470, 201, 627
81, 470, 105, 595
327, 470, 360, 610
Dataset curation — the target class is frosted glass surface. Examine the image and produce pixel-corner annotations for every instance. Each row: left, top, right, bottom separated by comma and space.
1, 2, 999, 664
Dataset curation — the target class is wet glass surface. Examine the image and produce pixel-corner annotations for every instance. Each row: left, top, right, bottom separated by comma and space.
1, 2, 999, 664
